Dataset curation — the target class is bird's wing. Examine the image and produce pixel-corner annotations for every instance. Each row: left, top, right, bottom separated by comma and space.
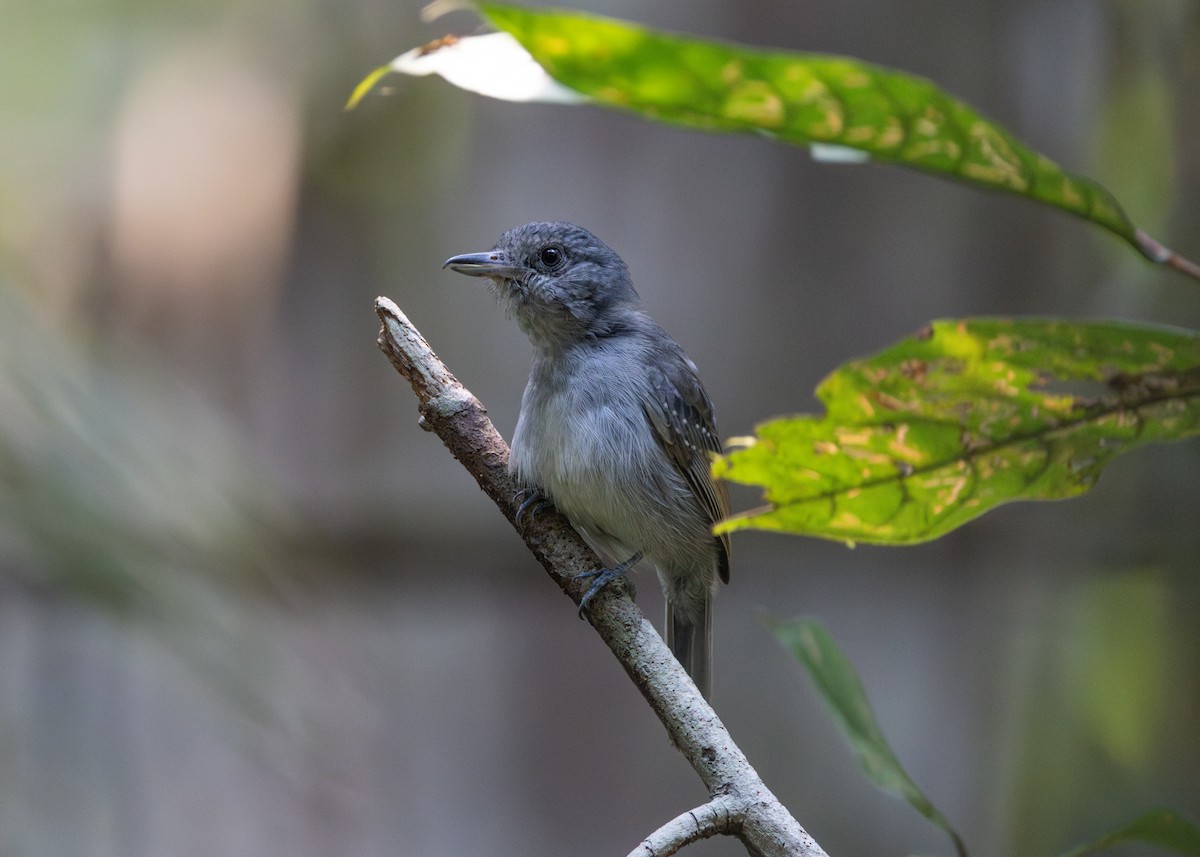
643, 351, 732, 583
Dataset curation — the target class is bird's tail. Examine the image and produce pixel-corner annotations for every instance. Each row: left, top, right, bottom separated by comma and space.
666, 589, 713, 700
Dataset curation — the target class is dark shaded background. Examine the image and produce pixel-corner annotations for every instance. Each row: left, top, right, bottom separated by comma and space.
1, 1, 1197, 855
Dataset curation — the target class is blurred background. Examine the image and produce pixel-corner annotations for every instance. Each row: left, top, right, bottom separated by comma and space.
1, 0, 1197, 854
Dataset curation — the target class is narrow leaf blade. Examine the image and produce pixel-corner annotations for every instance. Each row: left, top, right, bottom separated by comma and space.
771, 618, 968, 857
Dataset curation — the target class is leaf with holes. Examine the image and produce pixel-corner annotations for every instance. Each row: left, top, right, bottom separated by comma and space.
714, 319, 1200, 544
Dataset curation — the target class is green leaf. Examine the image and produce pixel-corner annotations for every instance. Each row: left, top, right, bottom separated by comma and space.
476, 3, 1199, 280
1059, 809, 1200, 857
771, 618, 968, 857
714, 319, 1200, 544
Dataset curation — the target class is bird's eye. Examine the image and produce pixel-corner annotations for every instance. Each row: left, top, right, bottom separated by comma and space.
538, 245, 565, 269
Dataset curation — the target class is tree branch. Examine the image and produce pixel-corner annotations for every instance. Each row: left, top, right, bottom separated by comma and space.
376, 296, 828, 857
630, 796, 738, 857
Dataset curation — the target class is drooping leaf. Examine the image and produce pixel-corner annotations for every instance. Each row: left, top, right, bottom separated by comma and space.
714, 319, 1200, 544
471, 4, 1198, 281
1059, 809, 1200, 857
771, 618, 968, 857
348, 7, 1199, 279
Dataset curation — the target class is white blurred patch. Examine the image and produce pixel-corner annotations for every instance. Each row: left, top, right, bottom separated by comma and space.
810, 143, 871, 164
390, 32, 588, 104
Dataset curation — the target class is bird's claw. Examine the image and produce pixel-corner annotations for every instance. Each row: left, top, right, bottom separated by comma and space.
513, 487, 552, 526
573, 552, 643, 618
574, 568, 619, 618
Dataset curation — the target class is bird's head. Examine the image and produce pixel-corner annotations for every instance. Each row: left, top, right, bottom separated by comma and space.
444, 221, 642, 349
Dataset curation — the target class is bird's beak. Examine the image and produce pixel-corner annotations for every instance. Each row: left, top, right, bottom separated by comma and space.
443, 251, 525, 279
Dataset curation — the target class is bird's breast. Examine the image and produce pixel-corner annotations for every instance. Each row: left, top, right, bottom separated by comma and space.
510, 353, 672, 530
508, 343, 717, 576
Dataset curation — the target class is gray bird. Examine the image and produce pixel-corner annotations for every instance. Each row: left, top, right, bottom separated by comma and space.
444, 221, 730, 698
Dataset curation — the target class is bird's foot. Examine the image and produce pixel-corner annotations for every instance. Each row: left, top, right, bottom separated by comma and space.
574, 552, 643, 618
513, 487, 552, 526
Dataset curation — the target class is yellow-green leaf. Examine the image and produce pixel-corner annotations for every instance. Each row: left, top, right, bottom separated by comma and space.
714, 319, 1200, 544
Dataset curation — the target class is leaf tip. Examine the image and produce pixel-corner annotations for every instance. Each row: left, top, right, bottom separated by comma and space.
345, 64, 393, 110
